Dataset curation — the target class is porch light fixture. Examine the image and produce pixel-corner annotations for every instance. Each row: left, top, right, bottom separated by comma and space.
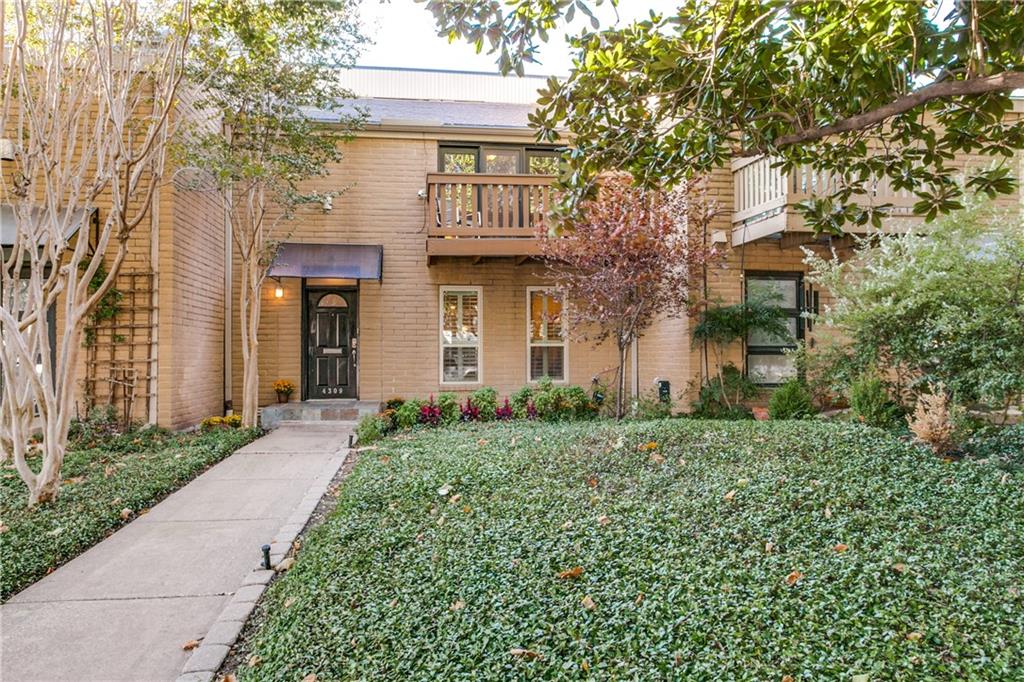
273, 277, 284, 299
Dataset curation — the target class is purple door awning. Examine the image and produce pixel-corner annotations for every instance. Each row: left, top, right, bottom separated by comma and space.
268, 243, 382, 280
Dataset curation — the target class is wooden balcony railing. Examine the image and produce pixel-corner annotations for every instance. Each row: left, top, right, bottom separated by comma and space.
731, 156, 920, 245
425, 173, 554, 259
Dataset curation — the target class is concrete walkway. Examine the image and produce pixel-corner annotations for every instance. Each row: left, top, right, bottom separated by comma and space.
1, 423, 353, 682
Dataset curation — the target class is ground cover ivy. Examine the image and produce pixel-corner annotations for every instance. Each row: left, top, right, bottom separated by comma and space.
237, 421, 1023, 680
0, 426, 260, 600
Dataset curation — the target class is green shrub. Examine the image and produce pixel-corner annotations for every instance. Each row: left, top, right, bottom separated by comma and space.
964, 423, 1024, 469
384, 397, 405, 411
394, 400, 425, 429
510, 385, 534, 419
689, 364, 758, 419
768, 379, 816, 419
630, 388, 672, 420
437, 393, 460, 425
849, 374, 904, 429
356, 413, 387, 444
531, 379, 593, 422
469, 387, 498, 421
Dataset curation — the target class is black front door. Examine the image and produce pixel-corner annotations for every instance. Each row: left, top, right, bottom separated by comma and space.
305, 289, 357, 399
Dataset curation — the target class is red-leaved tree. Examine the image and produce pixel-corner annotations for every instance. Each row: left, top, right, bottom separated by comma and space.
539, 173, 720, 418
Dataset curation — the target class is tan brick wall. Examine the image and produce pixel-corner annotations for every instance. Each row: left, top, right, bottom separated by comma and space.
230, 134, 629, 412
156, 180, 226, 429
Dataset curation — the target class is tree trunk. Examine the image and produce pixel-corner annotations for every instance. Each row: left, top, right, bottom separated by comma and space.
616, 342, 629, 419
238, 260, 262, 428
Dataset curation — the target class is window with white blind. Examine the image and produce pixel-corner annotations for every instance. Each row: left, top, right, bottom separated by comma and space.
527, 288, 566, 382
440, 287, 482, 384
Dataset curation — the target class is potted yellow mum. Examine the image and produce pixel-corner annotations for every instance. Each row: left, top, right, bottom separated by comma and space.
273, 379, 296, 403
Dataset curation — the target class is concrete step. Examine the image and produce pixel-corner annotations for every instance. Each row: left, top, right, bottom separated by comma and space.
260, 400, 378, 429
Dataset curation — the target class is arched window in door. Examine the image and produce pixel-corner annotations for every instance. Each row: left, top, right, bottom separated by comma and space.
317, 293, 348, 309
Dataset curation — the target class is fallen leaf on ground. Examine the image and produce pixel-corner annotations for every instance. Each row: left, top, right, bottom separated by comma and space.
560, 520, 573, 530
182, 639, 200, 651
301, 675, 317, 682
449, 599, 465, 611
437, 484, 451, 497
785, 570, 803, 586
509, 648, 542, 660
448, 494, 462, 504
284, 597, 296, 608
275, 557, 295, 572
765, 541, 775, 554
557, 566, 583, 579
581, 595, 596, 610
586, 476, 598, 488
892, 562, 908, 574
723, 490, 737, 502
246, 655, 262, 668
581, 660, 590, 672
635, 592, 645, 605
649, 453, 665, 465
597, 515, 611, 526
906, 631, 923, 641
379, 455, 390, 464
119, 508, 132, 520
782, 676, 795, 682
63, 476, 85, 485
833, 543, 849, 553
824, 506, 833, 519
221, 674, 237, 682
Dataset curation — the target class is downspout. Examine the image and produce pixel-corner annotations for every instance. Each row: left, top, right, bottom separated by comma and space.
222, 124, 233, 414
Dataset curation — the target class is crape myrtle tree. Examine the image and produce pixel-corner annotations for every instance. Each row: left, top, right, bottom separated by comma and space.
180, 0, 365, 427
419, 0, 1024, 233
539, 173, 719, 419
0, 0, 190, 505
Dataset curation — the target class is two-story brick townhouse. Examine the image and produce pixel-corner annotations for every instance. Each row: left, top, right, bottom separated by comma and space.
230, 66, 1022, 424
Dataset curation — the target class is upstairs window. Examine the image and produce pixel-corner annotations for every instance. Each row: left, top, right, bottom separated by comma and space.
438, 144, 560, 174
527, 288, 566, 382
440, 287, 482, 384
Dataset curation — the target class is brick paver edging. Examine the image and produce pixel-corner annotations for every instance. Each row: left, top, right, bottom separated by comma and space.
175, 446, 350, 682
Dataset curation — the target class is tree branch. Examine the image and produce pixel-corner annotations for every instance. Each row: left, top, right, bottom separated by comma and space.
740, 71, 1024, 156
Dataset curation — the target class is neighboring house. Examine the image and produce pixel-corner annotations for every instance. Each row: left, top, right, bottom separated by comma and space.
5, 67, 1020, 428
1, 89, 226, 431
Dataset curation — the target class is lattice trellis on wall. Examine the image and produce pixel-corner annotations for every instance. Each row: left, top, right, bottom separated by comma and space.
83, 269, 156, 426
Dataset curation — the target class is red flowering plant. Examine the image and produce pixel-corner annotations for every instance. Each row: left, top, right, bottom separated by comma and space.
460, 397, 481, 422
538, 173, 720, 418
419, 394, 442, 426
495, 397, 514, 420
